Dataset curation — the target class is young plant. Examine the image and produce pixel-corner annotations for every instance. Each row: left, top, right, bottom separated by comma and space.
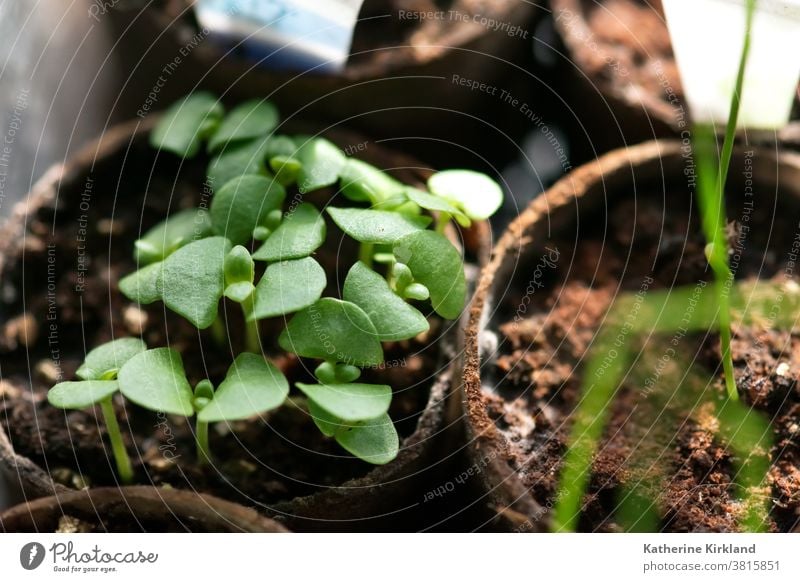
117, 349, 289, 464
690, 0, 756, 401
108, 92, 502, 469
48, 338, 147, 484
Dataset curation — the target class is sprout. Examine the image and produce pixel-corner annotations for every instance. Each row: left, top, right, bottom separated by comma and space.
48, 338, 147, 484
117, 349, 288, 464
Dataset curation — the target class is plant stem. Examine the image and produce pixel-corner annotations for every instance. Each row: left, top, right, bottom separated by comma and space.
196, 419, 211, 465
435, 212, 451, 234
691, 0, 755, 401
359, 242, 374, 268
99, 397, 134, 484
211, 314, 226, 346
241, 295, 260, 354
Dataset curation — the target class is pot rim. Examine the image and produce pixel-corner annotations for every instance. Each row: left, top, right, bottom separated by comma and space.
0, 485, 288, 532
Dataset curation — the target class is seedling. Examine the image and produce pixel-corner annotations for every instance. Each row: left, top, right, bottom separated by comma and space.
117, 349, 289, 464
58, 92, 502, 476
48, 338, 147, 484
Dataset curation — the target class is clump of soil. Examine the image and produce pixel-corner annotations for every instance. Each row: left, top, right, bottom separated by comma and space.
0, 136, 440, 509
486, 186, 800, 532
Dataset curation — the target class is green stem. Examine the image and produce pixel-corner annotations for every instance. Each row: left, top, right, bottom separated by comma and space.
359, 242, 374, 268
435, 212, 451, 234
241, 295, 261, 354
196, 419, 211, 465
100, 397, 134, 484
691, 0, 755, 402
211, 315, 226, 346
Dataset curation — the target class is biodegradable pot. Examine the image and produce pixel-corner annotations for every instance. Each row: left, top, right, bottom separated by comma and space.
460, 140, 800, 532
550, 0, 800, 150
0, 117, 490, 531
107, 0, 538, 170
0, 486, 287, 532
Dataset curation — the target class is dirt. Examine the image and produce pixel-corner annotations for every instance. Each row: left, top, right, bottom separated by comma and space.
0, 137, 439, 511
486, 187, 800, 532
573, 0, 798, 123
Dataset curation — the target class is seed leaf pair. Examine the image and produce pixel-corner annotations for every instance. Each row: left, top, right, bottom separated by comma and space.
299, 383, 399, 465
118, 349, 288, 421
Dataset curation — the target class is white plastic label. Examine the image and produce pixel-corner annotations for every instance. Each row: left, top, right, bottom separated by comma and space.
195, 0, 366, 73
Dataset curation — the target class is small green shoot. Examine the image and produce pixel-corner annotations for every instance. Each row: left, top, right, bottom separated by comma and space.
48, 338, 147, 484
118, 349, 288, 463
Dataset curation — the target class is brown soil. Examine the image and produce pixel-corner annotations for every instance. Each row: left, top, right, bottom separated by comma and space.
569, 0, 798, 125
486, 188, 800, 532
0, 136, 441, 510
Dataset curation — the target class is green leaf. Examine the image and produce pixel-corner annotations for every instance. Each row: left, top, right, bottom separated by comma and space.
343, 262, 429, 341
76, 338, 148, 381
207, 137, 270, 190
250, 257, 326, 320
208, 100, 279, 153
48, 381, 119, 409
296, 137, 346, 192
134, 208, 212, 265
327, 207, 430, 245
427, 170, 503, 221
394, 230, 466, 319
211, 175, 286, 245
198, 353, 289, 422
338, 159, 406, 207
307, 398, 341, 437
150, 92, 223, 158
263, 135, 296, 158
279, 298, 383, 366
405, 187, 471, 227
295, 382, 391, 422
252, 203, 326, 262
335, 414, 399, 465
157, 236, 232, 329
120, 262, 162, 305
118, 348, 194, 416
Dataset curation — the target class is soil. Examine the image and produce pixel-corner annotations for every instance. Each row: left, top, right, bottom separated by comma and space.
569, 0, 798, 124
485, 186, 800, 532
0, 136, 442, 511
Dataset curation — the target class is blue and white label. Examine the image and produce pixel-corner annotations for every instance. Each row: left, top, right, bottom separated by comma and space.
195, 0, 366, 73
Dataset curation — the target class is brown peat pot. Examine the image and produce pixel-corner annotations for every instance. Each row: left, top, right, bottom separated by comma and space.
108, 0, 538, 169
460, 140, 800, 532
0, 486, 288, 532
0, 117, 490, 532
550, 0, 800, 150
